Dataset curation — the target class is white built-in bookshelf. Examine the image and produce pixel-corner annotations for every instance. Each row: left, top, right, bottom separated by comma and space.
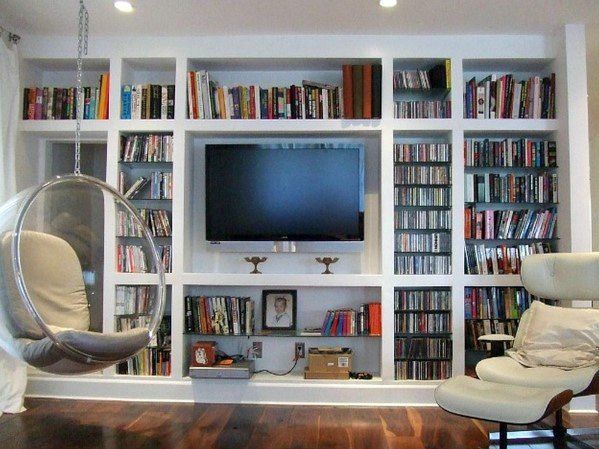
14, 29, 594, 408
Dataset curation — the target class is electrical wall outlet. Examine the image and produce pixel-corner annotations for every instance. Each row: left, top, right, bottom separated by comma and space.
252, 341, 263, 358
295, 342, 305, 359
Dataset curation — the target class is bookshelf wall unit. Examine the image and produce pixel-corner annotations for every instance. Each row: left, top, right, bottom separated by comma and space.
15, 29, 594, 409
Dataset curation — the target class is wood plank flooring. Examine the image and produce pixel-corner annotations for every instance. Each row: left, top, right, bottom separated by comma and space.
0, 398, 597, 449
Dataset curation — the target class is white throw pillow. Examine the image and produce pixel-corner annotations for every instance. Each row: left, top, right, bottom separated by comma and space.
507, 301, 599, 369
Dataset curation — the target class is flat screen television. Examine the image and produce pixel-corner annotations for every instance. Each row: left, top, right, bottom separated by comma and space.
205, 143, 364, 242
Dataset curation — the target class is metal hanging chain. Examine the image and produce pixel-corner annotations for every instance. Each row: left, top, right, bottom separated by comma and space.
74, 0, 89, 175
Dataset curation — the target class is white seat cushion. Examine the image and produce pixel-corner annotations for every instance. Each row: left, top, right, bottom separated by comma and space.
435, 375, 571, 424
476, 356, 599, 395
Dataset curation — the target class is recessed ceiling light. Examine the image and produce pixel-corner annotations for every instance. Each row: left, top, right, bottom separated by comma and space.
380, 0, 397, 7
114, 1, 134, 13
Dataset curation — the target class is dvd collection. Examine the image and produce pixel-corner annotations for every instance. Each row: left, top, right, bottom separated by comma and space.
394, 100, 451, 119
464, 173, 558, 203
118, 172, 173, 200
464, 241, 551, 275
395, 337, 452, 360
394, 165, 451, 185
120, 134, 174, 162
395, 312, 451, 334
185, 296, 254, 335
464, 138, 557, 168
394, 289, 451, 311
394, 233, 451, 253
394, 143, 451, 163
396, 360, 451, 380
394, 186, 451, 207
395, 255, 451, 275
395, 210, 452, 231
464, 206, 557, 240
116, 244, 172, 273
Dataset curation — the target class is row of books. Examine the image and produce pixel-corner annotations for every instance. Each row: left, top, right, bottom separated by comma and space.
466, 319, 519, 351
395, 255, 451, 275
188, 69, 357, 120
394, 143, 451, 163
464, 73, 556, 119
116, 244, 172, 273
23, 74, 110, 120
117, 347, 171, 376
116, 209, 172, 238
395, 312, 451, 334
394, 165, 451, 185
464, 242, 551, 275
119, 172, 173, 200
464, 173, 558, 204
464, 206, 557, 240
115, 285, 153, 315
120, 134, 174, 162
464, 139, 557, 168
342, 64, 382, 119
121, 84, 175, 120
393, 62, 451, 90
395, 209, 452, 230
395, 187, 451, 207
394, 289, 451, 311
320, 303, 381, 336
394, 232, 451, 253
395, 337, 452, 360
464, 287, 535, 320
396, 360, 451, 380
184, 296, 254, 335
394, 100, 451, 118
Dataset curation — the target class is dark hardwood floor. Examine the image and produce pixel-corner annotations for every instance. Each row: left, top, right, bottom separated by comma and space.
0, 398, 597, 449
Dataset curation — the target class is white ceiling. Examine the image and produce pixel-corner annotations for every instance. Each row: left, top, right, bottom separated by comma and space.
1, 0, 599, 37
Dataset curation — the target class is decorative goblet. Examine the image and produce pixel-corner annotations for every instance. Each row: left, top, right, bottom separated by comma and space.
315, 257, 340, 274
244, 256, 268, 274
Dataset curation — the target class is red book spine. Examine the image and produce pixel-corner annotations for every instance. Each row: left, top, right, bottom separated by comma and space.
342, 65, 353, 119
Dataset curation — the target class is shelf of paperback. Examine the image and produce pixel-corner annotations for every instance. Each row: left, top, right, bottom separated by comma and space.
115, 285, 172, 376
186, 58, 382, 120
394, 288, 452, 381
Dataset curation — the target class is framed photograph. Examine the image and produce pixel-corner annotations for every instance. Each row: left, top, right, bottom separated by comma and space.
262, 290, 297, 332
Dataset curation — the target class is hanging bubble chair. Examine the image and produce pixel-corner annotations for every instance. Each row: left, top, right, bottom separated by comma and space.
0, 175, 166, 374
0, 1, 165, 375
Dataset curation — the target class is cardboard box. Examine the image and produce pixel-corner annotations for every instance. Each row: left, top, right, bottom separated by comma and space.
307, 347, 353, 374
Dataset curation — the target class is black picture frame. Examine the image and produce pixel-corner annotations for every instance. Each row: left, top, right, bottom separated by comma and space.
262, 289, 297, 332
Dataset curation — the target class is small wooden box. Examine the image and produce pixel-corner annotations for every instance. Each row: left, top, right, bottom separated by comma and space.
190, 341, 217, 367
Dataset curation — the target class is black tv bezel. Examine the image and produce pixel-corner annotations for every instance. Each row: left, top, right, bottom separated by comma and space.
205, 143, 365, 242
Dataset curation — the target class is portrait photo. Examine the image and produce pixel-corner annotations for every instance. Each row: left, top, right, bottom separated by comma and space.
262, 290, 297, 332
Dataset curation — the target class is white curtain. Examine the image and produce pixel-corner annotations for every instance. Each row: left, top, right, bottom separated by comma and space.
0, 35, 27, 417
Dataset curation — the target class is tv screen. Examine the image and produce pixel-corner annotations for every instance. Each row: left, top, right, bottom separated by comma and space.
205, 144, 364, 242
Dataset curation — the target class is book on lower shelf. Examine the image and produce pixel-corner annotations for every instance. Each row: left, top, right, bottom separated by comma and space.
394, 288, 452, 381
120, 134, 173, 162
320, 303, 381, 336
464, 172, 558, 204
464, 138, 557, 168
116, 314, 171, 376
464, 241, 552, 275
464, 206, 557, 240
116, 244, 172, 273
117, 209, 172, 237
